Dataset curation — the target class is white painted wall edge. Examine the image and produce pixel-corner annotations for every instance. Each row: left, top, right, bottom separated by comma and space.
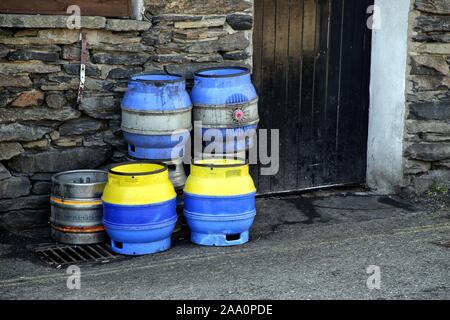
366, 0, 412, 194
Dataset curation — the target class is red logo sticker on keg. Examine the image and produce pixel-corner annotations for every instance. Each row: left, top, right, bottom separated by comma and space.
233, 108, 245, 122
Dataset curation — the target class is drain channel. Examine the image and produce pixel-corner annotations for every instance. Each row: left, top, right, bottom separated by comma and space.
33, 242, 125, 269
31, 225, 190, 269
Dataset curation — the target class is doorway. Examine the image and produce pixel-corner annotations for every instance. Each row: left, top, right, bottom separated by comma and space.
252, 0, 373, 194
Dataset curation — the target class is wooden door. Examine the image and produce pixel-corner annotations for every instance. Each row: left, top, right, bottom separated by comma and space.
252, 0, 373, 194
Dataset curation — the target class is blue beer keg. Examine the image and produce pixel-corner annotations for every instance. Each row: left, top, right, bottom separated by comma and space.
190, 67, 259, 154
121, 74, 192, 160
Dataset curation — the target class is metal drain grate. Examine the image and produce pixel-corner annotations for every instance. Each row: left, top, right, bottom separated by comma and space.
33, 242, 125, 269
431, 239, 450, 248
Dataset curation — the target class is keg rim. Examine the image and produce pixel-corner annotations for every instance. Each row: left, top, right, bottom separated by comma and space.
51, 169, 108, 186
125, 154, 184, 165
194, 66, 250, 78
130, 72, 185, 84
191, 157, 248, 168
109, 161, 168, 176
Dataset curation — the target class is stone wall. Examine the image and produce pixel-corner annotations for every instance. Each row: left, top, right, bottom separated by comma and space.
403, 0, 450, 194
0, 0, 253, 230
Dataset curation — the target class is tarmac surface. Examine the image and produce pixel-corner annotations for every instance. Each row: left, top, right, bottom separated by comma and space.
0, 191, 449, 300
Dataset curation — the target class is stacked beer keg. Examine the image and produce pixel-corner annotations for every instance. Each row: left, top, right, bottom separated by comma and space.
122, 73, 191, 232
111, 67, 259, 253
191, 66, 259, 159
185, 67, 259, 246
101, 73, 191, 254
51, 67, 259, 255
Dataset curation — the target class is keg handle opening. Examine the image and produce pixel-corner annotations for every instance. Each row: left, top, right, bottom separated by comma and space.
221, 233, 249, 246
226, 234, 241, 241
114, 241, 123, 249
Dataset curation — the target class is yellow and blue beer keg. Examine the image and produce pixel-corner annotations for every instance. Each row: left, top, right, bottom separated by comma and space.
184, 159, 256, 246
102, 162, 177, 255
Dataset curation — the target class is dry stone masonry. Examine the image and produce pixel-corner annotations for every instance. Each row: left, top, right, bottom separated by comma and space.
404, 0, 450, 194
0, 0, 253, 230
1, 0, 446, 230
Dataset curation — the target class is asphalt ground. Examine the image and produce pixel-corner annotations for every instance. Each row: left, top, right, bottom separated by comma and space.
0, 193, 448, 299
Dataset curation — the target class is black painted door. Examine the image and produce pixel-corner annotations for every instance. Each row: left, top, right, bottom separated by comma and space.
252, 0, 373, 194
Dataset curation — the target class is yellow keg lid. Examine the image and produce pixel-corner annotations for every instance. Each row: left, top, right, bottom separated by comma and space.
103, 162, 176, 205
109, 162, 167, 176
186, 158, 256, 196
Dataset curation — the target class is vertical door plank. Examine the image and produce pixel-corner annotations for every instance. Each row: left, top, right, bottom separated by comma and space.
250, 0, 265, 189
310, 0, 331, 187
270, 0, 290, 192
256, 0, 278, 193
335, 0, 356, 183
284, 0, 304, 190
297, 0, 317, 189
324, 0, 345, 184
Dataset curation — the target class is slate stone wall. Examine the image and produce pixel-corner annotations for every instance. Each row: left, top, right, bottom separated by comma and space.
0, 0, 253, 230
404, 0, 450, 193
1, 0, 447, 231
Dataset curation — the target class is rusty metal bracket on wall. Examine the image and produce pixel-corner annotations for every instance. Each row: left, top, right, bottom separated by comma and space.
77, 32, 88, 104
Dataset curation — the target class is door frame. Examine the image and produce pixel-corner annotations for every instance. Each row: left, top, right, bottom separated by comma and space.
366, 0, 411, 193
251, 0, 374, 194
250, 0, 411, 195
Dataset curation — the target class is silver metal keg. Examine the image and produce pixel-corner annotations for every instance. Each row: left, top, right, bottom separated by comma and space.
50, 170, 108, 245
